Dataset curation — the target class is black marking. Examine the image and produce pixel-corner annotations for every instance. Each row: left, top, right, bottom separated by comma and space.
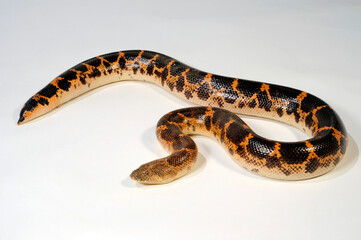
197, 83, 211, 101
294, 112, 300, 123
268, 86, 300, 107
132, 61, 139, 74
146, 61, 154, 75
102, 60, 112, 74
19, 97, 40, 120
300, 94, 325, 113
210, 76, 231, 91
154, 69, 162, 79
37, 97, 49, 106
316, 128, 332, 138
305, 158, 320, 173
305, 114, 313, 129
247, 138, 277, 164
167, 149, 193, 167
276, 108, 283, 117
169, 61, 187, 77
248, 99, 257, 108
204, 115, 211, 131
235, 80, 262, 98
38, 84, 58, 98
165, 113, 184, 124
279, 143, 309, 164
73, 63, 88, 73
223, 88, 238, 104
139, 51, 157, 62
118, 56, 126, 70
235, 145, 246, 158
57, 79, 71, 91
225, 121, 249, 145
18, 114, 25, 124
281, 169, 291, 176
101, 52, 119, 63
153, 53, 173, 70
79, 77, 86, 85
286, 101, 298, 115
87, 68, 101, 78
212, 109, 233, 129
172, 135, 196, 151
220, 128, 225, 143
210, 77, 238, 104
186, 69, 202, 85
184, 90, 193, 99
161, 68, 168, 83
333, 156, 340, 166
314, 107, 333, 129
265, 155, 281, 169
167, 81, 175, 91
214, 96, 224, 107
340, 136, 347, 155
123, 50, 141, 61
159, 125, 181, 142
286, 100, 301, 123
175, 76, 185, 92
257, 91, 272, 112
313, 134, 339, 158
86, 57, 102, 68
60, 70, 77, 81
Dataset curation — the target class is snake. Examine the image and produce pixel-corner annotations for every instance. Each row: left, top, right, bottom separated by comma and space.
18, 50, 348, 184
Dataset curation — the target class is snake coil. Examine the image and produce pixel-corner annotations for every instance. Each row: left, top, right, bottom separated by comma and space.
18, 50, 348, 183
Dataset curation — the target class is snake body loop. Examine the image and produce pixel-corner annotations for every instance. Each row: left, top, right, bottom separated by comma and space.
18, 50, 348, 183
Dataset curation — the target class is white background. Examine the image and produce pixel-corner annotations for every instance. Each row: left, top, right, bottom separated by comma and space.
1, 0, 360, 239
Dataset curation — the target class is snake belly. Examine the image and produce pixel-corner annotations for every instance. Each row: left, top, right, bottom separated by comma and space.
18, 50, 348, 183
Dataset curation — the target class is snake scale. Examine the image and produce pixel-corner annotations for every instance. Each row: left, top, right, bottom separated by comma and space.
18, 50, 348, 184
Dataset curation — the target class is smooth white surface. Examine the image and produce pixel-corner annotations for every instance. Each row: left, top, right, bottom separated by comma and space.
1, 0, 361, 239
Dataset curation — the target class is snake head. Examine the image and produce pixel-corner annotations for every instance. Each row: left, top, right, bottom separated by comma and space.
130, 158, 180, 184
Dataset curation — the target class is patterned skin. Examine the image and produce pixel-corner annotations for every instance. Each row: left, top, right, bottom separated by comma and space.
18, 50, 348, 183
